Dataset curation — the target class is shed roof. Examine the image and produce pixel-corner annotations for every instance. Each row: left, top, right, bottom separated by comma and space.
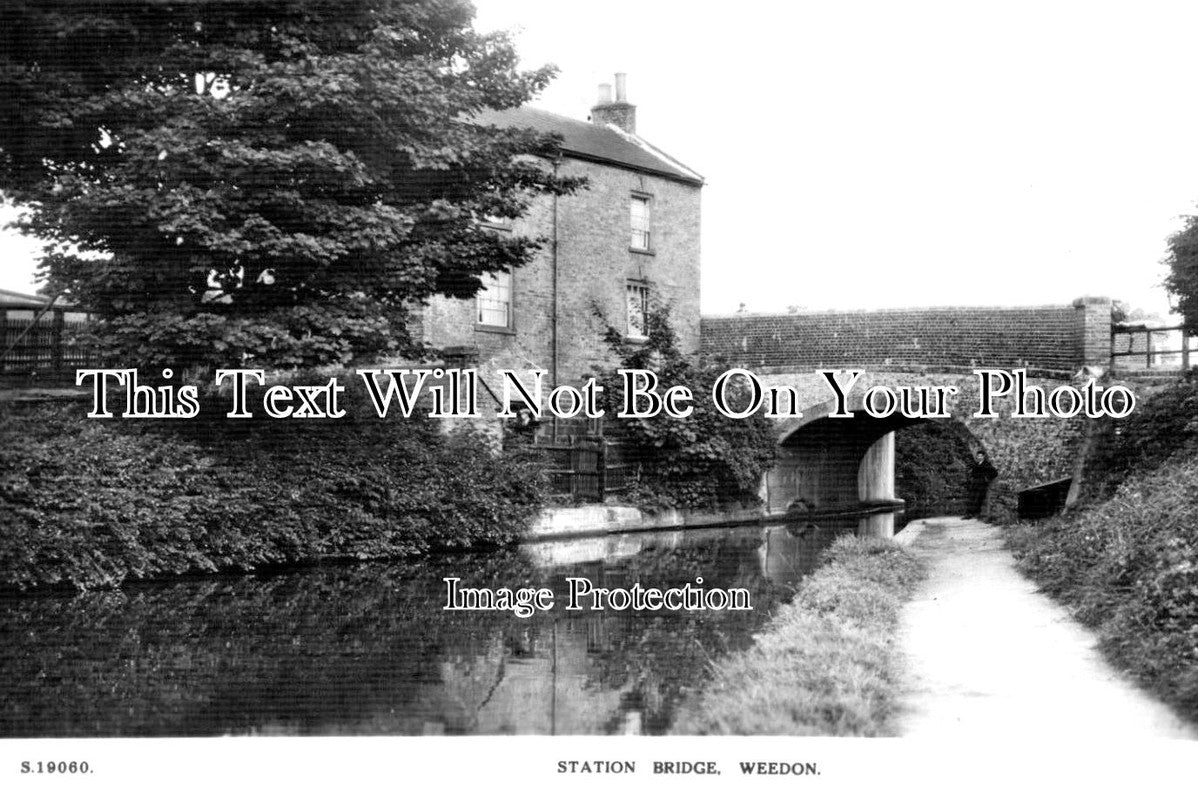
0, 288, 73, 309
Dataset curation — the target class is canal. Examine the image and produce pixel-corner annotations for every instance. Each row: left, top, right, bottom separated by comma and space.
0, 514, 896, 737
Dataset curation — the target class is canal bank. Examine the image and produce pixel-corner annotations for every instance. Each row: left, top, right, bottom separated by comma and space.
667, 514, 1198, 739
0, 517, 863, 736
525, 499, 906, 541
671, 533, 925, 735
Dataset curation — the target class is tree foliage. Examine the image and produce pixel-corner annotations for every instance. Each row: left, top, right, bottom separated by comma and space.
593, 303, 777, 509
2, 389, 549, 590
1165, 214, 1198, 334
0, 0, 579, 372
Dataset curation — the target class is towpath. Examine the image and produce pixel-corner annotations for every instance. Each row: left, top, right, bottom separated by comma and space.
896, 517, 1196, 738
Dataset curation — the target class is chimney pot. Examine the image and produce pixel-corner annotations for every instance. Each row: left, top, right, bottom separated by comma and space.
590, 73, 636, 134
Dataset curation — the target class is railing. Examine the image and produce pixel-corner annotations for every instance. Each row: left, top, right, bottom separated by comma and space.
1, 308, 94, 376
1110, 323, 1196, 371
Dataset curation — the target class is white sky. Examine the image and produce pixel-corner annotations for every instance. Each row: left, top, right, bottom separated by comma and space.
473, 0, 1198, 318
4, 1, 1197, 319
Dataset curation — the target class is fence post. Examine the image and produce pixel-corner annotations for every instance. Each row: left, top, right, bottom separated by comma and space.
51, 309, 65, 373
1184, 332, 1192, 372
568, 435, 578, 497
597, 440, 607, 502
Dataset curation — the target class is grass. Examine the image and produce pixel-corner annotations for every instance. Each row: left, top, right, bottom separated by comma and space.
671, 535, 925, 736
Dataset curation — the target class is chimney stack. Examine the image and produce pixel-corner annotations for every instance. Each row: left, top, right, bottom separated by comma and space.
590, 72, 636, 134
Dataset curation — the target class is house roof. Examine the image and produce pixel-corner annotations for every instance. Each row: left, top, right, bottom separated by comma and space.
475, 106, 704, 187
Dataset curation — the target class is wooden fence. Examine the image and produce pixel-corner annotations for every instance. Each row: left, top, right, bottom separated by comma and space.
1110, 323, 1196, 371
520, 415, 635, 501
1, 308, 94, 376
532, 437, 634, 501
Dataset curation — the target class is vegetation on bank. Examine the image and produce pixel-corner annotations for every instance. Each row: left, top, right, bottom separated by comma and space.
1, 307, 787, 592
1, 390, 548, 591
1005, 375, 1198, 723
591, 305, 777, 510
671, 536, 925, 735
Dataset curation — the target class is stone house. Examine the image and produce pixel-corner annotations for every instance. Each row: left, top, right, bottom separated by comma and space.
415, 74, 703, 388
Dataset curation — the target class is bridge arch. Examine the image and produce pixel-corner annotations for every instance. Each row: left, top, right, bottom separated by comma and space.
764, 395, 996, 529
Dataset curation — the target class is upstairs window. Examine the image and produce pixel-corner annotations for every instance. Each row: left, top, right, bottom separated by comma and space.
630, 195, 651, 251
626, 282, 650, 339
477, 270, 512, 329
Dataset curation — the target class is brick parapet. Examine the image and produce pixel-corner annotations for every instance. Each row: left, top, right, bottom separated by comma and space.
701, 303, 1109, 373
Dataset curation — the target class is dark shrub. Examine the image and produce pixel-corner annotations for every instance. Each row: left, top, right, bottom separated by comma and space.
1, 387, 547, 590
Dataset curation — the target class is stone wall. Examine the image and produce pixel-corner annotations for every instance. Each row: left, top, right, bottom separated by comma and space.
702, 297, 1112, 375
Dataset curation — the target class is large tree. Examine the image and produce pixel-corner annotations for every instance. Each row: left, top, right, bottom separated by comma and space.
0, 0, 577, 372
1165, 214, 1198, 334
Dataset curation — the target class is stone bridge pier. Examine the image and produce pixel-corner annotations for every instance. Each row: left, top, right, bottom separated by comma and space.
768, 430, 902, 537
760, 388, 992, 537
767, 419, 903, 514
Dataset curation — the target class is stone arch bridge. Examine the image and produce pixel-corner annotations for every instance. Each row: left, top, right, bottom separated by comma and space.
700, 298, 1121, 526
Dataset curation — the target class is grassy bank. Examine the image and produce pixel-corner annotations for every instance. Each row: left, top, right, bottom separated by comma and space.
1005, 376, 1198, 724
671, 535, 925, 735
1006, 450, 1198, 723
1, 395, 547, 591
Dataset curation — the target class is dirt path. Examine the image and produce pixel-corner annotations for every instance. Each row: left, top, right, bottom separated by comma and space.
896, 516, 1196, 738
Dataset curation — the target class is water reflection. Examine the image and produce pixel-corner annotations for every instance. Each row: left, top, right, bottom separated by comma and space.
0, 515, 891, 737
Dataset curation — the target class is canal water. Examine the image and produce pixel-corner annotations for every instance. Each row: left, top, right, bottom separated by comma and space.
0, 515, 894, 737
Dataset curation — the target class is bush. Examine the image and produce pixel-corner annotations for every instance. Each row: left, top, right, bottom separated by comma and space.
590, 304, 777, 509
1, 389, 548, 590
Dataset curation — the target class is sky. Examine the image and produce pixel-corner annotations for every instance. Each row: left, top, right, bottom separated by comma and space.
4, 1, 1198, 319
471, 0, 1198, 318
